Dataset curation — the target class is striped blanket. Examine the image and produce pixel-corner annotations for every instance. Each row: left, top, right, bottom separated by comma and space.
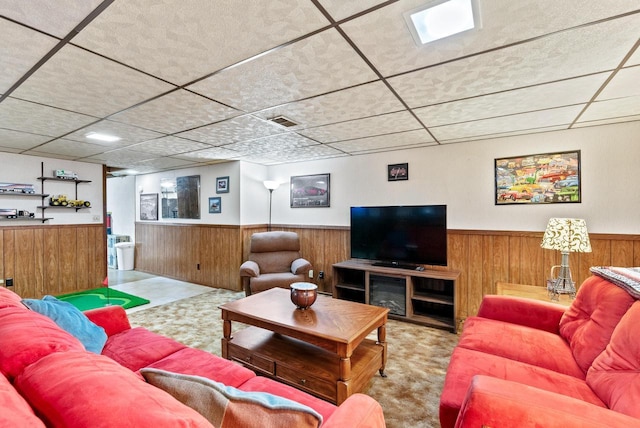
590, 266, 640, 299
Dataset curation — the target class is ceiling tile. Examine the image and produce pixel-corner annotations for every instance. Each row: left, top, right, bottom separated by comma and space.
388, 13, 640, 108
83, 148, 159, 167
188, 28, 378, 112
440, 125, 569, 144
329, 129, 436, 153
572, 114, 640, 128
0, 128, 51, 150
0, 19, 58, 93
109, 90, 239, 134
176, 115, 285, 145
72, 0, 330, 85
597, 66, 640, 100
23, 138, 107, 158
578, 96, 640, 123
415, 73, 609, 127
269, 144, 344, 161
10, 45, 175, 117
64, 120, 165, 147
432, 105, 583, 141
256, 81, 404, 128
222, 132, 317, 155
131, 156, 200, 171
341, 0, 640, 77
173, 146, 242, 161
0, 0, 104, 38
300, 110, 423, 143
128, 136, 212, 156
0, 97, 96, 136
317, 0, 389, 21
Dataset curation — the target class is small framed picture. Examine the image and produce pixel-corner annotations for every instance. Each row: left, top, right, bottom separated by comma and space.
209, 197, 221, 213
216, 176, 229, 194
140, 193, 158, 220
290, 173, 330, 208
388, 163, 408, 181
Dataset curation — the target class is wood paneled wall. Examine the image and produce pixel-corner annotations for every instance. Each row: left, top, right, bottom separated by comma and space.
135, 223, 640, 325
0, 224, 107, 298
135, 222, 242, 290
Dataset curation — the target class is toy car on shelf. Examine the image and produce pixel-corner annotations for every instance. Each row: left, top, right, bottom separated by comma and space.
0, 183, 36, 193
49, 195, 68, 206
54, 169, 78, 180
67, 199, 91, 208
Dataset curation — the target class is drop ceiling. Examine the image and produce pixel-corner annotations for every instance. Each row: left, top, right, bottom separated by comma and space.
1, 0, 639, 175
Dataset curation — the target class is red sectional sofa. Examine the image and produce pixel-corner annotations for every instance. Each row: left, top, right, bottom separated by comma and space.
0, 286, 385, 427
440, 273, 640, 428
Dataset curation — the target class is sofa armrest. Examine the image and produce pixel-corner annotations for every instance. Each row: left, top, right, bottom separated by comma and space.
476, 295, 565, 333
455, 375, 640, 428
323, 394, 386, 428
240, 260, 259, 278
291, 258, 312, 275
84, 305, 131, 337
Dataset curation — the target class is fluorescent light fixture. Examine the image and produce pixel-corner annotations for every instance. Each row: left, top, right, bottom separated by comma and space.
86, 132, 121, 142
404, 0, 480, 45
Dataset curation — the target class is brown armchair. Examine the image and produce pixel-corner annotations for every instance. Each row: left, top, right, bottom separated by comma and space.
239, 231, 312, 296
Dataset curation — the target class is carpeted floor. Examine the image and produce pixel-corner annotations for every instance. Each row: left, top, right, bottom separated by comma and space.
127, 288, 459, 428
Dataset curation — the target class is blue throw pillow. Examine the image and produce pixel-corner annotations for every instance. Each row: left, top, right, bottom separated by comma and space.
22, 295, 107, 354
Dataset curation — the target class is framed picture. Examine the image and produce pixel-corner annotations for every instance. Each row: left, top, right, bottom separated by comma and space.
290, 173, 330, 208
495, 150, 581, 205
140, 193, 158, 220
388, 163, 408, 181
216, 176, 229, 194
208, 197, 221, 213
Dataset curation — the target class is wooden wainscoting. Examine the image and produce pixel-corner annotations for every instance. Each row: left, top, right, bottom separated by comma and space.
0, 224, 107, 298
136, 223, 640, 326
135, 222, 243, 290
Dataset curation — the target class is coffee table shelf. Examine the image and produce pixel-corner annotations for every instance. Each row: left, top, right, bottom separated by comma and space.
227, 326, 382, 403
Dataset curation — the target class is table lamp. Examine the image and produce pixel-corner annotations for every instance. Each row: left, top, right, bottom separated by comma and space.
540, 218, 591, 300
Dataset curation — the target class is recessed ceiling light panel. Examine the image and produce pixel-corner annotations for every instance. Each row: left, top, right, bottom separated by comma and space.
404, 0, 481, 45
86, 132, 121, 142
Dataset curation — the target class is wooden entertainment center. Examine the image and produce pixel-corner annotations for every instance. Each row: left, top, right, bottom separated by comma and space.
332, 260, 459, 333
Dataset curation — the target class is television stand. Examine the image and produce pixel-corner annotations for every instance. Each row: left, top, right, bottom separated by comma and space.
332, 260, 459, 332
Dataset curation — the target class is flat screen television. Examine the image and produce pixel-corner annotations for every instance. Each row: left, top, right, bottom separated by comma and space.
350, 205, 447, 268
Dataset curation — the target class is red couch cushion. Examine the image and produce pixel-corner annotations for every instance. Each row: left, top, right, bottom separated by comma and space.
587, 300, 640, 418
239, 375, 337, 423
101, 326, 186, 371
0, 286, 24, 309
145, 347, 256, 388
0, 307, 84, 380
0, 375, 45, 427
559, 275, 635, 373
14, 351, 213, 428
457, 316, 584, 378
439, 347, 606, 428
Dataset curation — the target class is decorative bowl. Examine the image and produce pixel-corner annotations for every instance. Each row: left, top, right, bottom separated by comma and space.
290, 282, 318, 310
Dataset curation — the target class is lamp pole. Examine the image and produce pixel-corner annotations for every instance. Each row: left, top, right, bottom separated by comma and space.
268, 188, 274, 231
263, 181, 280, 232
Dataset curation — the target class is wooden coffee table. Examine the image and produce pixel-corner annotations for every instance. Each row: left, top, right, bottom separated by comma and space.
220, 287, 389, 405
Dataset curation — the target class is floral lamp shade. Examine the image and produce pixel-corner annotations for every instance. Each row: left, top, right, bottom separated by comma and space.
541, 218, 592, 253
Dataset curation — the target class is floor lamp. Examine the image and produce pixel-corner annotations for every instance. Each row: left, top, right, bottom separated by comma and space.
541, 218, 591, 301
263, 181, 280, 231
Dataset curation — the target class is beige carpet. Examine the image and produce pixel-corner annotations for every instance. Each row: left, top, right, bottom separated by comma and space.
128, 288, 459, 428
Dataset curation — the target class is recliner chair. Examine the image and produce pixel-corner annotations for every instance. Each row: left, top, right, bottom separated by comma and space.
239, 231, 313, 296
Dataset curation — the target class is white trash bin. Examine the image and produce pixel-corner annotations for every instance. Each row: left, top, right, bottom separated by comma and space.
114, 242, 135, 270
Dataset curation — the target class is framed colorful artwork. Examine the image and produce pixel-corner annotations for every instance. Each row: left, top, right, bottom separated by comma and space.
495, 150, 581, 205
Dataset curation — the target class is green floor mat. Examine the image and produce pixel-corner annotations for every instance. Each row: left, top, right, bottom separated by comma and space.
56, 287, 150, 311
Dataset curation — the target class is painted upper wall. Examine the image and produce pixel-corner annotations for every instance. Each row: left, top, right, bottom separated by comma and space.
0, 153, 104, 226
266, 121, 640, 234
